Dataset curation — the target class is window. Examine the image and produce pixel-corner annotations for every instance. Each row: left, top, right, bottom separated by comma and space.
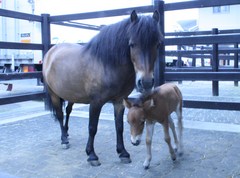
213, 6, 230, 14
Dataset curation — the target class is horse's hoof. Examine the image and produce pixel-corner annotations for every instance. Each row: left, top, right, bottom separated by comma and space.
120, 157, 132, 164
61, 143, 70, 149
88, 160, 101, 166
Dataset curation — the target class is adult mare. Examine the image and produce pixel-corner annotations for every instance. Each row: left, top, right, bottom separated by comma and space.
43, 10, 163, 166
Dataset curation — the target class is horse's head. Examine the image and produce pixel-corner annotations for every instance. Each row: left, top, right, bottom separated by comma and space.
128, 10, 163, 93
123, 98, 149, 146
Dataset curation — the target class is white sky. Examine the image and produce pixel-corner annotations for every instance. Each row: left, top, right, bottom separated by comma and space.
34, 0, 198, 43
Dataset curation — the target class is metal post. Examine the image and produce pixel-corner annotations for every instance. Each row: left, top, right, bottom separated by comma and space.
41, 14, 51, 109
192, 45, 196, 67
41, 14, 51, 58
234, 43, 238, 86
154, 0, 165, 87
212, 28, 219, 96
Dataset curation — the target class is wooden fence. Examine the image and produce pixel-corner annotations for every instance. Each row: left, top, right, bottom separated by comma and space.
0, 0, 240, 110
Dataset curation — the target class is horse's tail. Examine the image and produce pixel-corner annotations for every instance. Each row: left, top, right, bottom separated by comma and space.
44, 81, 65, 121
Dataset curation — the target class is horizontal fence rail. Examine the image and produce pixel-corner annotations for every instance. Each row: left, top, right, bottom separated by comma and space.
0, 0, 240, 112
0, 72, 42, 81
0, 92, 45, 105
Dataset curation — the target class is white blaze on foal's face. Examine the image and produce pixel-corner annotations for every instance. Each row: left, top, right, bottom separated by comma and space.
127, 106, 145, 146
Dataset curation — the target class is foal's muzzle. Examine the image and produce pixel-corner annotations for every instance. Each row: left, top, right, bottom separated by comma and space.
132, 140, 140, 146
137, 78, 154, 93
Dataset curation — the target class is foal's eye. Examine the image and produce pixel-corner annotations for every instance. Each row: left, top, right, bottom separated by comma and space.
156, 42, 161, 48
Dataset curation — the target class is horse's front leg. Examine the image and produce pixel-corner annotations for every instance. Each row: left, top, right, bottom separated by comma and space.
86, 102, 103, 166
163, 120, 176, 161
143, 121, 155, 169
113, 101, 131, 164
168, 116, 179, 152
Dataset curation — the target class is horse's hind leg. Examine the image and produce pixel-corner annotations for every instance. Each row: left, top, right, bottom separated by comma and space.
65, 102, 74, 137
113, 101, 131, 164
49, 90, 69, 148
162, 120, 176, 161
176, 105, 183, 156
168, 116, 179, 152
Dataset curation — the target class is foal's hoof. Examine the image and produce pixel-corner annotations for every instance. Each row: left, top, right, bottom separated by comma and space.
88, 160, 101, 167
171, 153, 177, 161
144, 165, 150, 170
120, 157, 132, 164
61, 143, 70, 149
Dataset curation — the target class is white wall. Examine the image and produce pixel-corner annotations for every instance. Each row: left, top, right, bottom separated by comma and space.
198, 5, 240, 31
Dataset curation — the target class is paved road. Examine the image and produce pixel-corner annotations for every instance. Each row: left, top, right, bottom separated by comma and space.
0, 80, 240, 178
0, 113, 240, 178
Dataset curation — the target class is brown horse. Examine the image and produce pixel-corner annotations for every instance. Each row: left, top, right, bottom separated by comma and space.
124, 83, 183, 169
43, 10, 163, 166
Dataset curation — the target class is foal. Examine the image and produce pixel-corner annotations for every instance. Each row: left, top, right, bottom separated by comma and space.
124, 83, 183, 169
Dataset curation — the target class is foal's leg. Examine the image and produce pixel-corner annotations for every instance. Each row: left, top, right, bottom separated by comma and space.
168, 116, 179, 152
85, 102, 103, 166
113, 101, 131, 164
65, 102, 74, 136
143, 120, 155, 169
176, 107, 183, 155
162, 120, 176, 161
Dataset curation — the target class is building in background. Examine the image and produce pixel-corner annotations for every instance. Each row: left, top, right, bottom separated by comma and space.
0, 0, 42, 70
198, 4, 240, 30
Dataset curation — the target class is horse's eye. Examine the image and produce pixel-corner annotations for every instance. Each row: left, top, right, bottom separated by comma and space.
157, 42, 161, 48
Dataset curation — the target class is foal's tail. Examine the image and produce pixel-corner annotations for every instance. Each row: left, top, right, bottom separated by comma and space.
44, 81, 64, 121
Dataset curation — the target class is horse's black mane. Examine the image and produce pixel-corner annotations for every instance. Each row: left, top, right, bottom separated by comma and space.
84, 14, 162, 66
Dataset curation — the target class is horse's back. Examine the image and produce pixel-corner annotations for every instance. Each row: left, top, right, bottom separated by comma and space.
152, 83, 182, 116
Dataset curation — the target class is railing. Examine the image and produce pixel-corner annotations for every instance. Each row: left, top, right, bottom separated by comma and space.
0, 0, 240, 111
0, 9, 45, 104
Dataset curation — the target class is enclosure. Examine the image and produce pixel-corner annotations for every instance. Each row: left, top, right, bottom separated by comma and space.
0, 1, 240, 177
0, 0, 240, 111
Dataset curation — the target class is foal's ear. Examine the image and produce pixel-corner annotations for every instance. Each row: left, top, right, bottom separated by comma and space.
123, 99, 132, 109
130, 10, 138, 22
143, 99, 155, 109
152, 10, 160, 22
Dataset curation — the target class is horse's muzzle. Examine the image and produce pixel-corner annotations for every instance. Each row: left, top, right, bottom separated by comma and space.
132, 140, 140, 146
131, 135, 141, 146
137, 78, 154, 93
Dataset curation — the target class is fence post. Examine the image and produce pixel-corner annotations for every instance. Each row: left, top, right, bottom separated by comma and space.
154, 0, 165, 87
234, 43, 239, 86
212, 28, 219, 96
41, 14, 51, 109
41, 14, 51, 58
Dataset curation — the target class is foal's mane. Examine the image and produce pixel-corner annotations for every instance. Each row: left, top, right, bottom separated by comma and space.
84, 13, 162, 67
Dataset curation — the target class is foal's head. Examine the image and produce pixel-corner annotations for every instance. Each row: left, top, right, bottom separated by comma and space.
128, 10, 163, 92
124, 98, 152, 146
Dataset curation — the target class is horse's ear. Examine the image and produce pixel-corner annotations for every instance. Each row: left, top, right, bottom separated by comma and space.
152, 10, 160, 22
123, 99, 132, 109
143, 99, 155, 109
130, 10, 138, 22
